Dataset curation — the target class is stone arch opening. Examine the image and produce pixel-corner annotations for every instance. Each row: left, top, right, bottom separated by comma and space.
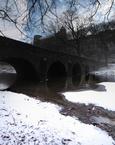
3, 58, 39, 84
0, 61, 16, 90
72, 63, 82, 86
47, 61, 67, 91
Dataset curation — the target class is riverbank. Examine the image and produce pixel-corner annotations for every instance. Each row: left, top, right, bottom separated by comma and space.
0, 84, 115, 144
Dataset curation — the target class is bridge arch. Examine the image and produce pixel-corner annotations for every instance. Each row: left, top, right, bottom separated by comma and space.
2, 57, 39, 83
72, 62, 82, 86
47, 61, 67, 90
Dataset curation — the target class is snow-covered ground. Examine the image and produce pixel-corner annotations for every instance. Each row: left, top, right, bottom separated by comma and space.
91, 63, 115, 81
95, 64, 115, 75
64, 82, 115, 111
0, 62, 16, 74
0, 91, 114, 145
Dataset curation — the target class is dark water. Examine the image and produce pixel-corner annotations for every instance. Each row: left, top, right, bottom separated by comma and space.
0, 62, 115, 103
0, 62, 89, 105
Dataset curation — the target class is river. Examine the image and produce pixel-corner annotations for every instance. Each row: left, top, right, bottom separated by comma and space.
0, 62, 115, 100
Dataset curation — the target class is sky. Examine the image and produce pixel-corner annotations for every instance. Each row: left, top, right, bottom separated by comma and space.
0, 0, 114, 42
0, 0, 28, 41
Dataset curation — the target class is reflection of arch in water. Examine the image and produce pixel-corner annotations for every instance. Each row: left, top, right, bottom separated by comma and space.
47, 61, 67, 90
39, 57, 47, 81
2, 58, 39, 82
72, 63, 82, 86
85, 65, 90, 82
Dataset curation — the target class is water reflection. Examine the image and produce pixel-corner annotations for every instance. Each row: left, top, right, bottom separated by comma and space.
47, 77, 67, 92
0, 62, 115, 99
9, 82, 66, 105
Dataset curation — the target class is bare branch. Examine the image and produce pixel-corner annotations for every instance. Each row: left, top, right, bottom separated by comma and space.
105, 0, 114, 21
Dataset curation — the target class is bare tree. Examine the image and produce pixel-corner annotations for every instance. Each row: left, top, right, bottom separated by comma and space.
60, 9, 88, 55
0, 0, 114, 41
0, 0, 57, 39
0, 0, 27, 36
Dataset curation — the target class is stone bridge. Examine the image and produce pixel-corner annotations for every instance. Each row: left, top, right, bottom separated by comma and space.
0, 36, 99, 89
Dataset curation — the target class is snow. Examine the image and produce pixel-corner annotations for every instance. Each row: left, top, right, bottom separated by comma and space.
64, 82, 115, 111
91, 64, 115, 81
0, 91, 114, 145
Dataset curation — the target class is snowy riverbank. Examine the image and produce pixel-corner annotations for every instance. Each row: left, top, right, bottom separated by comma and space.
0, 90, 114, 145
64, 82, 115, 111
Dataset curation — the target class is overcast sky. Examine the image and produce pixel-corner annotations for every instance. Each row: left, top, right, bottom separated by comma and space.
0, 0, 114, 42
